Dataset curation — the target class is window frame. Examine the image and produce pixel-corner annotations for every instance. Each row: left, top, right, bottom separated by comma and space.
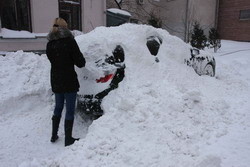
0, 0, 32, 32
58, 0, 82, 31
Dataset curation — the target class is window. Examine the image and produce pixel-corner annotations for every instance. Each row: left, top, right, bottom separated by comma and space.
59, 0, 82, 30
0, 0, 32, 31
239, 9, 250, 20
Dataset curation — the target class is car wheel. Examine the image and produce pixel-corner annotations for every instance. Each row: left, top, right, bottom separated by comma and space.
203, 63, 215, 77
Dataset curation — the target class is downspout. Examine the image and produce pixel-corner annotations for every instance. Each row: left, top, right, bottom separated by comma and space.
81, 1, 85, 32
104, 0, 107, 27
0, 16, 2, 33
0, 19, 1, 33
184, 0, 190, 42
0, 0, 5, 33
215, 0, 219, 29
0, 5, 2, 33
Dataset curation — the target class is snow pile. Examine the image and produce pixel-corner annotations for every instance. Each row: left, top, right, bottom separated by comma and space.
19, 24, 248, 167
0, 51, 50, 113
0, 51, 90, 167
0, 24, 249, 167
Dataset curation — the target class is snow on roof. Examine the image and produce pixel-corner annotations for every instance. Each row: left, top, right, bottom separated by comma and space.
107, 8, 132, 16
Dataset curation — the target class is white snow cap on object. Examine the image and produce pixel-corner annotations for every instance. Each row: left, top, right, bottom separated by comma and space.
62, 0, 80, 5
0, 28, 36, 38
0, 28, 47, 38
107, 8, 132, 16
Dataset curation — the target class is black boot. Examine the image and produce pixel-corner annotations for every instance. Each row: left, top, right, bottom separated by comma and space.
64, 119, 80, 147
51, 115, 61, 142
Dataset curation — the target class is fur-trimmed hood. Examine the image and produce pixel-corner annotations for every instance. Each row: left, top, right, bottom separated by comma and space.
47, 28, 74, 41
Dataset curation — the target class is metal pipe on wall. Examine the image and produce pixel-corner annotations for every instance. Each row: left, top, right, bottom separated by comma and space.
184, 0, 190, 42
215, 0, 219, 29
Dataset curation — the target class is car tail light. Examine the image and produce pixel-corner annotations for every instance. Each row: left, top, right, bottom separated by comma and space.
96, 74, 114, 83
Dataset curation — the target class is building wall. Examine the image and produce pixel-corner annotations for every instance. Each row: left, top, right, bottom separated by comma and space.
30, 0, 59, 33
30, 0, 106, 33
162, 0, 217, 41
158, 0, 187, 40
193, 0, 218, 32
0, 38, 48, 51
82, 0, 106, 33
0, 0, 106, 51
218, 0, 250, 41
107, 0, 217, 41
155, 0, 218, 41
107, 0, 157, 24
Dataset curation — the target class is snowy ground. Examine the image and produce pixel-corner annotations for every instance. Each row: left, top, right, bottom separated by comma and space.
0, 25, 249, 167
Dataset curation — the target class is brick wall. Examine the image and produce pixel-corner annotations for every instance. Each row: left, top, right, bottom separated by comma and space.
218, 0, 250, 41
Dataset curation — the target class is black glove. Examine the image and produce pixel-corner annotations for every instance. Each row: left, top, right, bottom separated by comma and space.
94, 88, 111, 99
94, 92, 104, 99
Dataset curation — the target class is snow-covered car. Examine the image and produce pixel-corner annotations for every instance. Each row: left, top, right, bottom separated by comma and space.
75, 24, 216, 120
76, 45, 125, 120
146, 36, 216, 77
188, 48, 216, 77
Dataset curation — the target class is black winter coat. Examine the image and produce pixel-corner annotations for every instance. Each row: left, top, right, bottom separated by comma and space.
46, 28, 85, 93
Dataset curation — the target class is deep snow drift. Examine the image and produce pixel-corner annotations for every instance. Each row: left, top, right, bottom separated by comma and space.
0, 24, 249, 167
